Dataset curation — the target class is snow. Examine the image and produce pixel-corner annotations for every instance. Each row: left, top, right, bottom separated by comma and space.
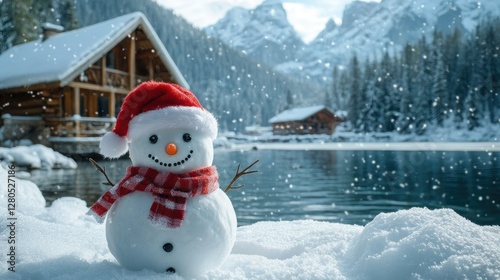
0, 164, 499, 279
0, 144, 77, 169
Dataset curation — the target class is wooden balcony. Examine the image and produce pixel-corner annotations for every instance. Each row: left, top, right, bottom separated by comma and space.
81, 66, 149, 90
82, 66, 130, 89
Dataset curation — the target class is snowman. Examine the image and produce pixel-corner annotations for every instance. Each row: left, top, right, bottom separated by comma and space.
88, 82, 237, 278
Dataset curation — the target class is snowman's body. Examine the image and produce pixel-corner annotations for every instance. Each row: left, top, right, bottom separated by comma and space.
106, 189, 236, 277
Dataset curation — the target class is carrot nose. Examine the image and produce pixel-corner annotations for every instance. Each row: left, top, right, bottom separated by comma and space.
165, 143, 177, 156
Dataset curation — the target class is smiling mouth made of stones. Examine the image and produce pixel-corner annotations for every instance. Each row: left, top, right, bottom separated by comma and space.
148, 150, 193, 167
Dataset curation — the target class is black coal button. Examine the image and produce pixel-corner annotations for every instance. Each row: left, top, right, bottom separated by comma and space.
163, 243, 173, 252
166, 267, 176, 273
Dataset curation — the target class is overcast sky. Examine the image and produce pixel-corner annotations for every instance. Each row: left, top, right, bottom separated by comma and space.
155, 0, 381, 43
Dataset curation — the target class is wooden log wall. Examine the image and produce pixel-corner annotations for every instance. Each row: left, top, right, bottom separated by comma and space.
1, 90, 61, 116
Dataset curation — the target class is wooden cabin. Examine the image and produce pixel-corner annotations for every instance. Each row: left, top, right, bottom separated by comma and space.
0, 12, 188, 153
269, 105, 344, 135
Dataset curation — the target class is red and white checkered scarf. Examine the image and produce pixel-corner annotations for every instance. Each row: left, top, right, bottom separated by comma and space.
88, 165, 219, 228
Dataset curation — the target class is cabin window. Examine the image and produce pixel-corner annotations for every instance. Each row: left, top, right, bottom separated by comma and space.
80, 96, 86, 116
98, 96, 109, 117
106, 51, 116, 69
115, 96, 125, 117
61, 94, 66, 117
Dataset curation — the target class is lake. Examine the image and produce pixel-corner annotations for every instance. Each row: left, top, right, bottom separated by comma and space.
30, 147, 500, 226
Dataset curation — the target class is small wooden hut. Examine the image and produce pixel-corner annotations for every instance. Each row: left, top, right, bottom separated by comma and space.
0, 12, 188, 153
269, 105, 343, 135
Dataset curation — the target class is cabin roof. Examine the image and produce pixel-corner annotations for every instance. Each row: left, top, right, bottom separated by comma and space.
0, 12, 188, 90
269, 105, 335, 123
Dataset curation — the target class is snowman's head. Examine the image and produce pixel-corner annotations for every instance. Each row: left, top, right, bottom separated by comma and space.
99, 82, 218, 163
128, 127, 213, 173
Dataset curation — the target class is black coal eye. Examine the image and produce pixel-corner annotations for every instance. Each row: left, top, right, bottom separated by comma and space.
182, 133, 191, 142
149, 135, 158, 144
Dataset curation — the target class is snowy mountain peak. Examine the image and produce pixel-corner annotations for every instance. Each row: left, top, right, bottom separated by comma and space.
206, 0, 500, 84
314, 19, 338, 42
205, 0, 304, 66
341, 1, 378, 31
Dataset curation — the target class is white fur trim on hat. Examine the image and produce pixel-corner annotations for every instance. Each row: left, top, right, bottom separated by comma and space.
100, 131, 129, 158
127, 106, 218, 141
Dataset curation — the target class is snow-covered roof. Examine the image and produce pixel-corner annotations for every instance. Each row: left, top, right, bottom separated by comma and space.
0, 12, 188, 90
268, 105, 334, 123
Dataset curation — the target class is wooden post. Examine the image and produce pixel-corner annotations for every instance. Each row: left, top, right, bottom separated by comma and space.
109, 91, 116, 117
101, 56, 107, 86
64, 88, 72, 117
73, 87, 81, 137
73, 87, 80, 115
148, 57, 154, 80
129, 32, 136, 89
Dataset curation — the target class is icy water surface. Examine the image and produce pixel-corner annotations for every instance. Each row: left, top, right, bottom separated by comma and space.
30, 149, 500, 226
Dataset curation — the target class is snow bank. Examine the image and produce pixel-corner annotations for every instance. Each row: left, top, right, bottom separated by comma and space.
0, 144, 77, 169
228, 123, 500, 145
0, 165, 498, 280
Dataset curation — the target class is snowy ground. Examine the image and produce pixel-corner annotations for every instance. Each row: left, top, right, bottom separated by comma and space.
0, 165, 499, 280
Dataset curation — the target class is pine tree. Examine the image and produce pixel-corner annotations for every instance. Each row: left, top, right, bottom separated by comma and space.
13, 0, 39, 45
483, 24, 498, 123
413, 37, 432, 135
0, 0, 15, 53
470, 23, 489, 123
465, 87, 479, 130
284, 89, 294, 110
396, 66, 412, 133
346, 54, 363, 130
491, 19, 500, 124
338, 69, 351, 111
378, 51, 396, 132
432, 48, 448, 126
331, 66, 342, 110
443, 29, 462, 125
33, 0, 56, 24
58, 0, 79, 31
324, 89, 333, 109
361, 60, 384, 132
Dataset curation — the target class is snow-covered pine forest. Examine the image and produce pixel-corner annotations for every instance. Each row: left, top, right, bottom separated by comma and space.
0, 0, 79, 52
1, 0, 499, 136
336, 20, 500, 135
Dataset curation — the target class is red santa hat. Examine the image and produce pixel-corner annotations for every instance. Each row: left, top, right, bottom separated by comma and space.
100, 81, 218, 158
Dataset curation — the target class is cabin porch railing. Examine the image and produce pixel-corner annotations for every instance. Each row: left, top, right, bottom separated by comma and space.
82, 66, 130, 89
46, 115, 116, 137
81, 66, 150, 89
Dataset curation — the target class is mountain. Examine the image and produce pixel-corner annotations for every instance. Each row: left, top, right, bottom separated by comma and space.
205, 0, 304, 66
206, 0, 500, 83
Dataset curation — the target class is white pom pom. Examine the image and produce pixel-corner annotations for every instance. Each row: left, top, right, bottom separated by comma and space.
100, 132, 128, 158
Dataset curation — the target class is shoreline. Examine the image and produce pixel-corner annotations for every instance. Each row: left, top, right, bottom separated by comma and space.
228, 142, 500, 152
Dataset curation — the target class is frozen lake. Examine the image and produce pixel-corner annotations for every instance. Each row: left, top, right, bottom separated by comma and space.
30, 146, 500, 226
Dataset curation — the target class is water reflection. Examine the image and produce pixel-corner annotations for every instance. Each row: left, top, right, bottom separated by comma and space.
30, 149, 500, 226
